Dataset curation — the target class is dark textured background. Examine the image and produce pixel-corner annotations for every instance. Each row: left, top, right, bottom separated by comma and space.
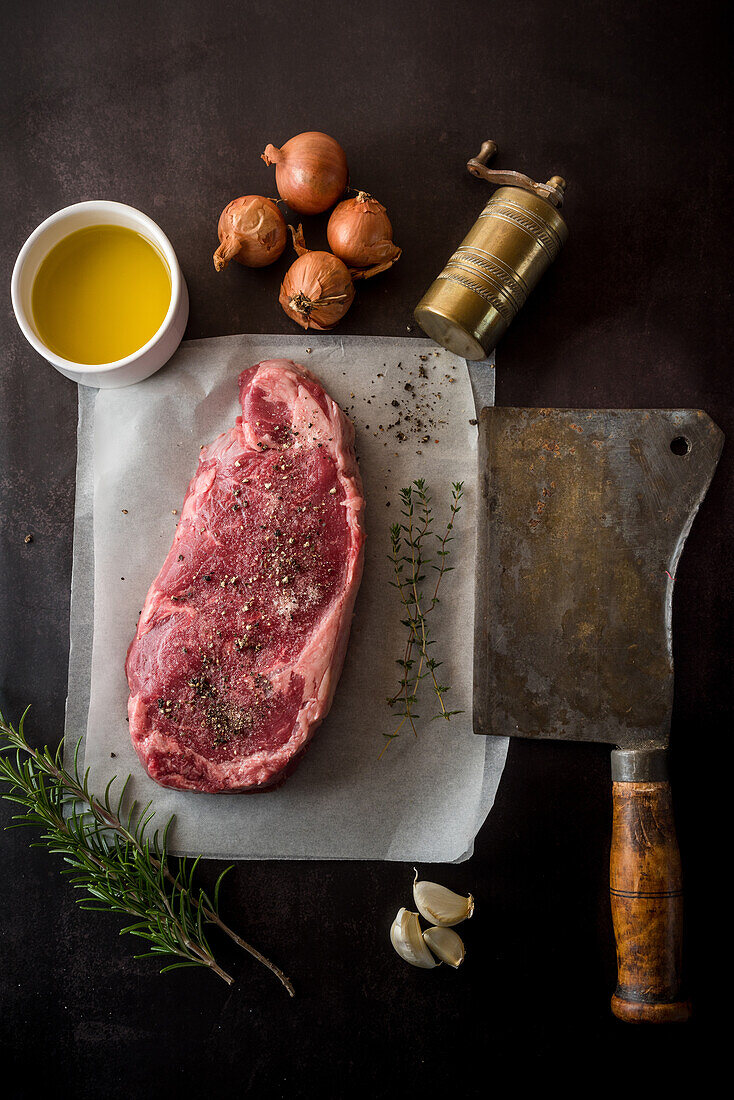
1, 0, 730, 1092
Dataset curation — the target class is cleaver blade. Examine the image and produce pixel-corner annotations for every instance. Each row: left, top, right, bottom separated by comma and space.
474, 406, 723, 1022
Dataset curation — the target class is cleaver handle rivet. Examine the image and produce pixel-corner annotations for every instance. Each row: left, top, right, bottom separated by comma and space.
609, 749, 690, 1024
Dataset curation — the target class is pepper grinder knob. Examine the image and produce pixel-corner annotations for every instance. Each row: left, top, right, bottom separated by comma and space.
474, 140, 499, 166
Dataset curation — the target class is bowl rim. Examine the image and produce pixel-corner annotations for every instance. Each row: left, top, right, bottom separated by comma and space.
11, 199, 182, 375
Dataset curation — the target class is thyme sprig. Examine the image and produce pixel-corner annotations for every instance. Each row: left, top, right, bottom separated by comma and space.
382, 479, 464, 756
0, 708, 294, 995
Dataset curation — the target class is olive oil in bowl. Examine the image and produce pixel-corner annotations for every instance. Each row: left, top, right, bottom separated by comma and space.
31, 225, 172, 365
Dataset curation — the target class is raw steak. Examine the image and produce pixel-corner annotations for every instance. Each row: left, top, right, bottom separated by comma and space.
125, 360, 365, 792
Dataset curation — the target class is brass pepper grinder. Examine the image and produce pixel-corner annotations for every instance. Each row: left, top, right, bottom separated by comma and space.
414, 141, 568, 360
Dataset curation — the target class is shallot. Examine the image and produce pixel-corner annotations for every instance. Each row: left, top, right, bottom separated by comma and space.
327, 191, 401, 277
213, 195, 287, 271
279, 225, 354, 331
262, 132, 348, 215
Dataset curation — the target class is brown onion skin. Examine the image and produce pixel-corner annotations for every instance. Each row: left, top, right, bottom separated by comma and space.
262, 132, 348, 216
279, 228, 355, 331
213, 196, 287, 271
327, 192, 401, 268
279, 252, 355, 330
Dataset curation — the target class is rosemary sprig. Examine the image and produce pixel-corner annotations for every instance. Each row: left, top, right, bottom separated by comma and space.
0, 708, 294, 995
383, 480, 464, 755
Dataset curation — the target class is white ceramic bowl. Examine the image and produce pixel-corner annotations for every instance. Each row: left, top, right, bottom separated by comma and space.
11, 200, 189, 388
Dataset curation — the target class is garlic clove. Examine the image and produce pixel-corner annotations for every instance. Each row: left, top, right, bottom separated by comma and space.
390, 908, 440, 969
423, 925, 466, 968
412, 869, 474, 927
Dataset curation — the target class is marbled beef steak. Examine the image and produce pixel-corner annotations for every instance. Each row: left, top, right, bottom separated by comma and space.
125, 360, 365, 792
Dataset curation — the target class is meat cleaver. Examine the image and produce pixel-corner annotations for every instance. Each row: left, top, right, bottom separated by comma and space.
473, 406, 723, 1023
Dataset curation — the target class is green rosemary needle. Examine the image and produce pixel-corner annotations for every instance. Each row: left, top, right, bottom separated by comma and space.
0, 708, 294, 995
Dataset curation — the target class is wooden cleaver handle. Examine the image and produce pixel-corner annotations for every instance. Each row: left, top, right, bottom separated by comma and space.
609, 749, 690, 1023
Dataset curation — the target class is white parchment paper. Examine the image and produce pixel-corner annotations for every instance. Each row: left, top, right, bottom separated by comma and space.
65, 334, 507, 862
